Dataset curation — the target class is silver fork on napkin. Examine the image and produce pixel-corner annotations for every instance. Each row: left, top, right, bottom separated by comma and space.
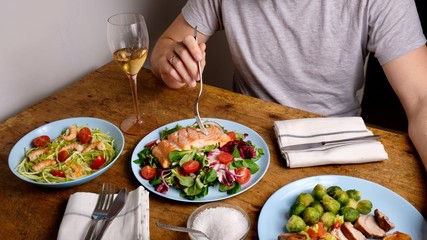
193, 26, 208, 135
95, 188, 127, 240
84, 183, 115, 240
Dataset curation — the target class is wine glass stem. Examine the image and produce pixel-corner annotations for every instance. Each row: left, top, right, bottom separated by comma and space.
127, 74, 142, 123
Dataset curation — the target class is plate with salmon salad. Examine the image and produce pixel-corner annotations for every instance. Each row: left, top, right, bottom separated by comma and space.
131, 118, 270, 202
258, 175, 426, 240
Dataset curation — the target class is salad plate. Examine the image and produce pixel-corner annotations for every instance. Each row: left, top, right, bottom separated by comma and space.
8, 117, 125, 188
258, 175, 426, 240
131, 118, 270, 203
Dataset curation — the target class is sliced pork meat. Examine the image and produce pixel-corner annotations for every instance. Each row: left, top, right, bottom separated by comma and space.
331, 228, 349, 240
277, 233, 307, 240
341, 222, 367, 240
374, 209, 395, 232
383, 231, 412, 240
354, 215, 386, 238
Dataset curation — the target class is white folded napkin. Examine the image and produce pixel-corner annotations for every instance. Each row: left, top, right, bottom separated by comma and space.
57, 186, 149, 240
273, 117, 388, 168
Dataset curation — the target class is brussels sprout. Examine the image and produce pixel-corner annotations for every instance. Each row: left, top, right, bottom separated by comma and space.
345, 198, 358, 209
309, 201, 325, 216
357, 200, 373, 214
326, 186, 342, 197
333, 190, 350, 206
340, 206, 360, 223
289, 202, 306, 217
346, 189, 362, 201
297, 193, 315, 207
302, 207, 321, 225
322, 194, 341, 214
312, 184, 327, 200
286, 215, 307, 233
320, 212, 336, 229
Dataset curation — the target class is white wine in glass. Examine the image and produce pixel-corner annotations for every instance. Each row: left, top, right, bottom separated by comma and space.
107, 13, 156, 136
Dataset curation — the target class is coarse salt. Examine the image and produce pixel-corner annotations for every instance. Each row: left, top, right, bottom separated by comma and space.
192, 206, 248, 240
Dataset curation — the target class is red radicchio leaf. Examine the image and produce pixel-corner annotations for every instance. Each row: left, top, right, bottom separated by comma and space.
239, 145, 256, 159
156, 182, 169, 194
218, 169, 236, 186
220, 140, 246, 153
219, 141, 235, 153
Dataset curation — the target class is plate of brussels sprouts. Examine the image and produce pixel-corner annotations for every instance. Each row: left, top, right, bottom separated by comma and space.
258, 175, 426, 239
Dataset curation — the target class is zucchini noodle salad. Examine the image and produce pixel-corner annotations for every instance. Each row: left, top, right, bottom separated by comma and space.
17, 125, 116, 183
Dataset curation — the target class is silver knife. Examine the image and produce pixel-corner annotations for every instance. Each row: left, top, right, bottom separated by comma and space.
95, 188, 127, 240
281, 135, 381, 151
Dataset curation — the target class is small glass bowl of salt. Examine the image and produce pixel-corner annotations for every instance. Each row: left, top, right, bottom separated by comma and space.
187, 202, 250, 240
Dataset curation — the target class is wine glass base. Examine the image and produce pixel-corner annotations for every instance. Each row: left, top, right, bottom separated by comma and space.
120, 115, 157, 136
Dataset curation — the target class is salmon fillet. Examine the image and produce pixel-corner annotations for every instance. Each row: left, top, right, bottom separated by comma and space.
151, 140, 180, 168
152, 125, 231, 168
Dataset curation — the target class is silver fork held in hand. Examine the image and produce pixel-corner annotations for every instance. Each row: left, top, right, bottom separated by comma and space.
193, 26, 208, 135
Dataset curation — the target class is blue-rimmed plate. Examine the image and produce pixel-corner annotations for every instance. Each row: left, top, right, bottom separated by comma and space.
8, 117, 125, 188
131, 118, 270, 203
258, 175, 426, 239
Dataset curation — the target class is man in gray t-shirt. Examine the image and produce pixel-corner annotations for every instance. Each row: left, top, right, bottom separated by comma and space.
150, 0, 427, 170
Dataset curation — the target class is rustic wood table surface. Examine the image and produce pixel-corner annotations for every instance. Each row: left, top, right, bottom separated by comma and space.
0, 61, 426, 240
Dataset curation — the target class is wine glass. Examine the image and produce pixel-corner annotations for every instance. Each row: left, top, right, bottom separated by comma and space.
107, 13, 155, 136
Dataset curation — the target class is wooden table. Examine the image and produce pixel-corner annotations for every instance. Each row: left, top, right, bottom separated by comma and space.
0, 62, 426, 240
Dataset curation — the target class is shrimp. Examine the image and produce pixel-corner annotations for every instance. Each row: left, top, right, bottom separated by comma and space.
61, 125, 77, 141
68, 164, 83, 178
32, 159, 56, 172
60, 143, 83, 152
82, 141, 105, 153
28, 148, 50, 161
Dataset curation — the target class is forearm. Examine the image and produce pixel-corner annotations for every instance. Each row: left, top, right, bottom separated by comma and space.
383, 45, 427, 172
407, 99, 427, 172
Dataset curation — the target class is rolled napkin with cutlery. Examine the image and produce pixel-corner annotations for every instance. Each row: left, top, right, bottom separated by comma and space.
273, 117, 388, 168
57, 186, 149, 240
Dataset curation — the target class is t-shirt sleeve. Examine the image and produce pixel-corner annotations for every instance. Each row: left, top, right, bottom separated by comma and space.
181, 0, 223, 36
367, 0, 426, 65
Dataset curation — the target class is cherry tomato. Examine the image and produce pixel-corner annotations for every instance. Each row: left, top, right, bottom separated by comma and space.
51, 169, 65, 178
234, 167, 251, 184
177, 167, 188, 176
182, 160, 200, 174
57, 150, 69, 162
217, 151, 234, 164
91, 155, 105, 169
140, 165, 156, 180
226, 131, 236, 140
32, 135, 51, 147
78, 127, 92, 144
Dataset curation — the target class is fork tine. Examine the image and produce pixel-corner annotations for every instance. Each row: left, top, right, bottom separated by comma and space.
96, 183, 107, 209
103, 184, 115, 210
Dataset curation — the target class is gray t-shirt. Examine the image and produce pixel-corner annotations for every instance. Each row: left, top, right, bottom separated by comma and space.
182, 0, 426, 116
